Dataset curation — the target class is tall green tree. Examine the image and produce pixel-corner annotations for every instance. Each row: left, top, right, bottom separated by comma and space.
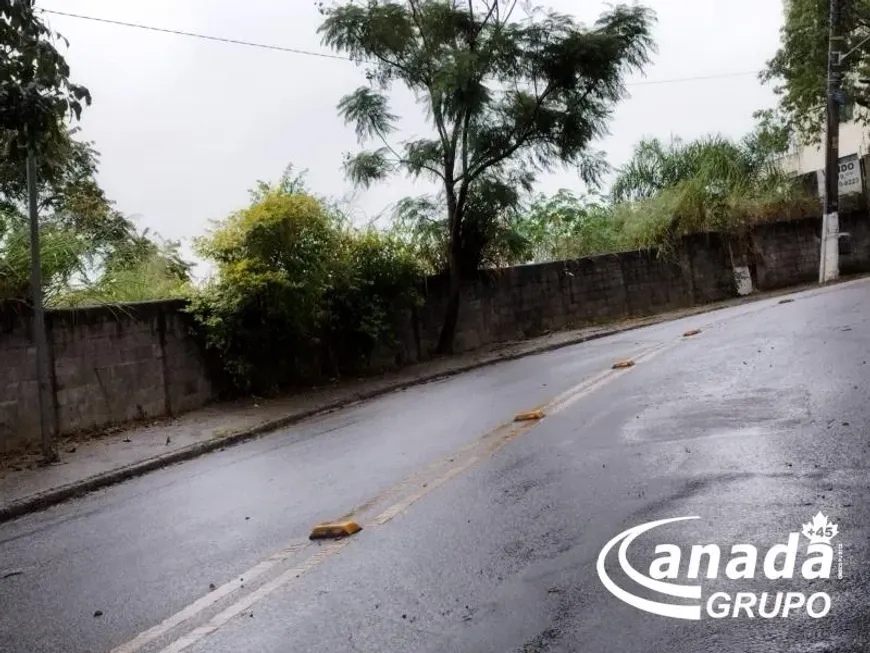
0, 0, 92, 304
1, 0, 92, 461
318, 0, 655, 352
0, 0, 91, 166
0, 3, 183, 305
762, 0, 870, 143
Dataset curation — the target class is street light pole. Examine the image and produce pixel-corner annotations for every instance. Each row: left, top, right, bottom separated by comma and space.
25, 125, 58, 463
820, 0, 845, 283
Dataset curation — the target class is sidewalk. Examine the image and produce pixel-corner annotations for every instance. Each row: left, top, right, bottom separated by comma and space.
0, 285, 817, 522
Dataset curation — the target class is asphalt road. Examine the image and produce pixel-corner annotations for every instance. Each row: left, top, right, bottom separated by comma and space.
2, 279, 869, 653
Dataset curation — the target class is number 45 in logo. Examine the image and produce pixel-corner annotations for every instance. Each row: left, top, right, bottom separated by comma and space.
802, 513, 839, 545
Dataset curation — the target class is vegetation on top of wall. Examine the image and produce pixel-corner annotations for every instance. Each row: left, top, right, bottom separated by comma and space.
187, 167, 423, 395
512, 117, 817, 262
0, 125, 192, 306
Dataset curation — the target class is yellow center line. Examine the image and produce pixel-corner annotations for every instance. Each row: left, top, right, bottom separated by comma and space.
117, 335, 689, 653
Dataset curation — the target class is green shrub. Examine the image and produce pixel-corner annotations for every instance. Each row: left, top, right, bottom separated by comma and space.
188, 180, 423, 395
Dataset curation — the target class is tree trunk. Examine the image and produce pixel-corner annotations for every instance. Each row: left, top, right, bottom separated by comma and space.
436, 190, 462, 354
436, 249, 461, 354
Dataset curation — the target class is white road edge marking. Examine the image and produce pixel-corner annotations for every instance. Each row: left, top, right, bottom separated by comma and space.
156, 541, 349, 653
110, 541, 308, 653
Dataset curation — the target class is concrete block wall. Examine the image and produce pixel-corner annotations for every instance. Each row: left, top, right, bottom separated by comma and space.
4, 210, 870, 451
749, 209, 870, 290
410, 231, 737, 356
0, 300, 213, 452
751, 216, 821, 290
0, 314, 40, 452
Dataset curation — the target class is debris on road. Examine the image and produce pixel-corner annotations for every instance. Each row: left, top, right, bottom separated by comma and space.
611, 360, 635, 369
779, 298, 795, 304
93, 610, 103, 618
514, 409, 545, 422
682, 329, 701, 337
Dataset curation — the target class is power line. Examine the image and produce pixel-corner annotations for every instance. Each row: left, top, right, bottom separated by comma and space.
39, 8, 762, 86
629, 70, 760, 86
38, 8, 350, 60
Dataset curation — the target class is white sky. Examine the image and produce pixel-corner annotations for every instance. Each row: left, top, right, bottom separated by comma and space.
37, 0, 786, 277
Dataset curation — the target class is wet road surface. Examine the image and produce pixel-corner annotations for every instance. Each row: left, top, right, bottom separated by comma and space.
2, 279, 869, 652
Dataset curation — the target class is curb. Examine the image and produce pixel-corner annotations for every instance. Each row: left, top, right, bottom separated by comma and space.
1, 276, 863, 523
0, 321, 646, 523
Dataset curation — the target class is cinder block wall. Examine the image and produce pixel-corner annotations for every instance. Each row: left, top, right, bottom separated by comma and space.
3, 211, 869, 451
410, 231, 736, 356
0, 300, 212, 452
749, 209, 870, 290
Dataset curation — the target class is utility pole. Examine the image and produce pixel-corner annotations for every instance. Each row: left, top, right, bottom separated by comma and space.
820, 0, 845, 283
26, 126, 58, 463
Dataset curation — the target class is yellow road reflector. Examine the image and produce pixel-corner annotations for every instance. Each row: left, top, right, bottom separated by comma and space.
514, 409, 545, 422
778, 298, 795, 304
308, 521, 362, 540
611, 360, 635, 369
682, 329, 701, 337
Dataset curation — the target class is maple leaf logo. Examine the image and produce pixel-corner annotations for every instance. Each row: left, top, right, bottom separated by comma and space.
801, 512, 839, 544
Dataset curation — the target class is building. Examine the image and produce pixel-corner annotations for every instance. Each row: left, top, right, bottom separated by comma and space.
777, 120, 870, 177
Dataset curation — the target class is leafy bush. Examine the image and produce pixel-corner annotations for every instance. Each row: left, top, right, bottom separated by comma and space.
518, 190, 620, 261
189, 172, 423, 395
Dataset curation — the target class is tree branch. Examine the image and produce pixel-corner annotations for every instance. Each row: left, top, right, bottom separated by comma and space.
501, 0, 518, 27
465, 83, 557, 184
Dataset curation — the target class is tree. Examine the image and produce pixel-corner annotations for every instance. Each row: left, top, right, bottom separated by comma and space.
392, 169, 534, 274
762, 0, 870, 144
0, 1, 91, 157
318, 0, 655, 352
1, 0, 92, 460
0, 125, 180, 305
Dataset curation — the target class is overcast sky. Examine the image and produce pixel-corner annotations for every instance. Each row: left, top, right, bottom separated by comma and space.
37, 0, 785, 276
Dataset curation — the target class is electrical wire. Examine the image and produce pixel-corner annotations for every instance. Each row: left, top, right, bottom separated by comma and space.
38, 8, 763, 86
38, 8, 350, 60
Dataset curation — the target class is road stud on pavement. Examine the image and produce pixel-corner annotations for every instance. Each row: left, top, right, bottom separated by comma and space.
514, 409, 545, 422
309, 521, 362, 540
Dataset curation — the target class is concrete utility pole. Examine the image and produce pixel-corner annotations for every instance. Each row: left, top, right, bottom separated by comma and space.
26, 127, 58, 463
820, 0, 845, 283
